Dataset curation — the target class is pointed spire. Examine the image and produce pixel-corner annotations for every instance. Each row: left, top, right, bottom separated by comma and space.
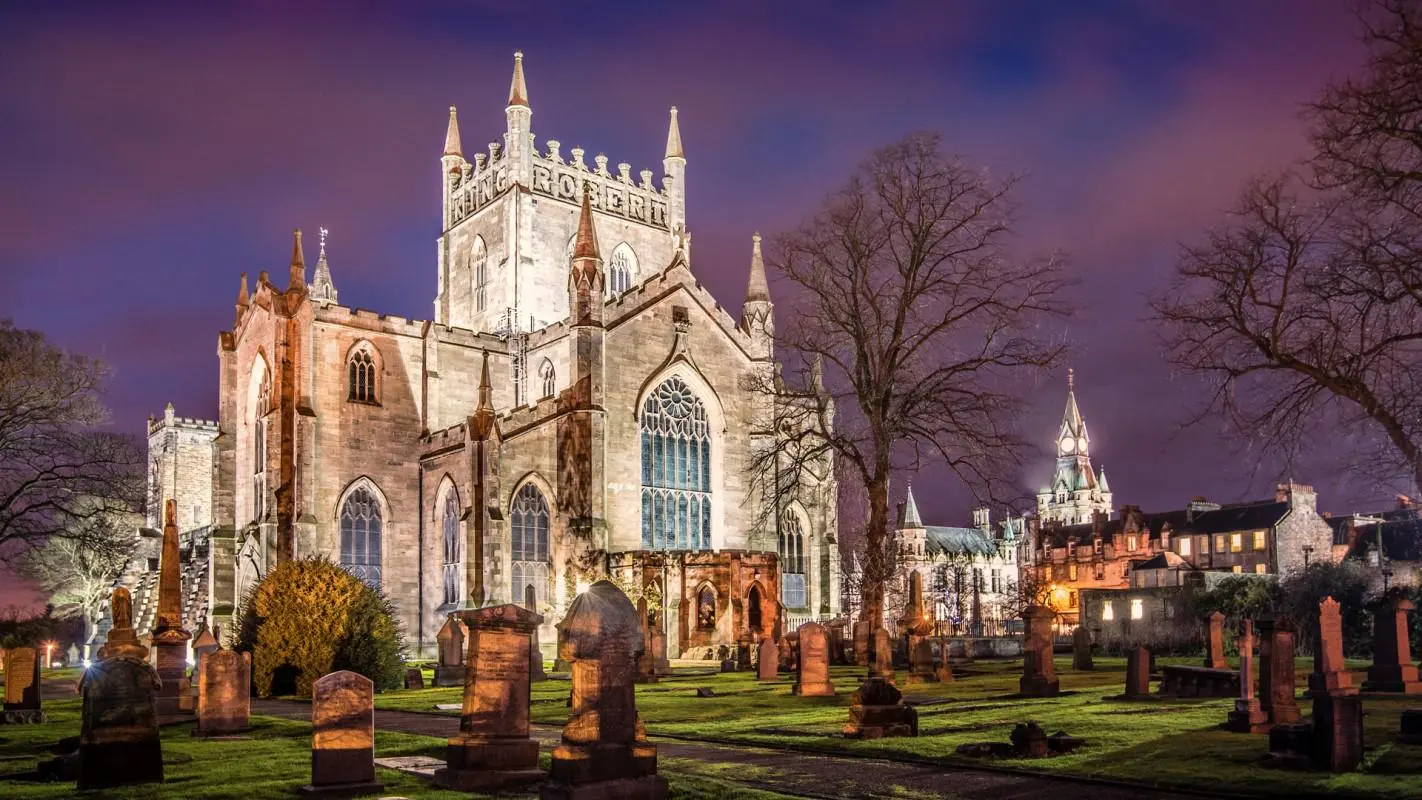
664, 106, 684, 160
572, 182, 600, 261
311, 227, 338, 303
478, 350, 492, 410
470, 351, 498, 441
1098, 467, 1111, 494
745, 232, 770, 302
237, 272, 249, 306
443, 105, 462, 157
507, 50, 528, 108
288, 229, 306, 291
903, 485, 923, 528
1060, 368, 1084, 439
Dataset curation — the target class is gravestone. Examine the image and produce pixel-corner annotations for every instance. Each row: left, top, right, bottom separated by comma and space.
67, 644, 80, 666
1205, 611, 1228, 669
1019, 606, 1059, 697
844, 677, 918, 739
736, 634, 754, 672
404, 667, 425, 690
1363, 595, 1422, 693
151, 500, 192, 721
1226, 619, 1269, 733
1309, 597, 1355, 696
634, 598, 658, 684
870, 627, 894, 682
825, 618, 848, 665
757, 638, 778, 681
531, 625, 550, 682
196, 649, 251, 736
435, 604, 545, 792
101, 587, 148, 661
191, 624, 220, 673
648, 627, 671, 677
78, 656, 163, 789
792, 621, 835, 697
434, 614, 468, 687
1258, 615, 1300, 724
1311, 691, 1364, 772
1071, 625, 1094, 670
1, 646, 43, 723
300, 671, 383, 796
778, 632, 798, 672
542, 580, 667, 800
907, 638, 949, 683
1124, 646, 1152, 699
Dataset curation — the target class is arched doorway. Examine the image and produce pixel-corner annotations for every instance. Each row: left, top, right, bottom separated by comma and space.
747, 584, 764, 633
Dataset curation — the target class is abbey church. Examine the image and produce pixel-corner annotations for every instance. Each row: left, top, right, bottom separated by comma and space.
112, 53, 842, 660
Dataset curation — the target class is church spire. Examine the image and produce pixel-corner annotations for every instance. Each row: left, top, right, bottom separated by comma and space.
568, 182, 605, 327
1059, 367, 1085, 444
288, 229, 306, 292
903, 485, 923, 529
665, 106, 684, 160
469, 351, 498, 440
443, 105, 462, 157
310, 227, 338, 304
572, 182, 600, 262
745, 232, 770, 302
507, 50, 529, 108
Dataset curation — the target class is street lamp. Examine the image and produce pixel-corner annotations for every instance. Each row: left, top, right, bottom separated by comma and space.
43, 641, 55, 670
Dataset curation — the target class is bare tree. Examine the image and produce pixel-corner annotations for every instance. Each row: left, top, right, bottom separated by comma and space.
1156, 2, 1422, 495
0, 320, 146, 561
19, 498, 139, 639
749, 133, 1071, 629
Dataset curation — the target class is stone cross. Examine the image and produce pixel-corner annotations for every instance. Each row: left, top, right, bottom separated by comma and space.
757, 637, 778, 682
544, 580, 667, 799
1019, 606, 1060, 697
78, 656, 163, 789
435, 603, 544, 791
302, 670, 383, 795
196, 649, 251, 736
1205, 611, 1228, 669
1363, 594, 1422, 693
1310, 596, 1355, 695
792, 621, 835, 697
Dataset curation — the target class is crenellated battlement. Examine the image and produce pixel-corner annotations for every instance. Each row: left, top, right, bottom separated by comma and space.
148, 415, 219, 435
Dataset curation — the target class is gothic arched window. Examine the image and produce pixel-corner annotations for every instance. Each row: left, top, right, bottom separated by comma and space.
696, 585, 716, 630
779, 511, 806, 609
607, 243, 636, 296
473, 237, 488, 312
440, 488, 461, 606
539, 359, 555, 399
348, 346, 377, 403
340, 485, 383, 589
510, 483, 550, 610
640, 376, 712, 550
250, 362, 270, 524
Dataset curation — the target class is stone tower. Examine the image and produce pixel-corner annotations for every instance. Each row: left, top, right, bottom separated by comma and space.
1036, 370, 1112, 525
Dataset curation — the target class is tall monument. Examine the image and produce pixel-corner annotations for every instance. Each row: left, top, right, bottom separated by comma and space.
152, 499, 192, 719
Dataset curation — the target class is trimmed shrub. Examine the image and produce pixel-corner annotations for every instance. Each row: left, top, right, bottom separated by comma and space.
234, 557, 404, 696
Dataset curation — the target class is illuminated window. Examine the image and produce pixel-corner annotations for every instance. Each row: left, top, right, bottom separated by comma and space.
1230, 533, 1243, 553
1130, 598, 1144, 620
1127, 535, 1138, 551
1232, 565, 1243, 574
1102, 601, 1114, 621
1215, 535, 1227, 553
1069, 591, 1078, 608
1197, 536, 1207, 555
1178, 537, 1192, 557
1254, 563, 1267, 574
1068, 563, 1078, 581
1252, 530, 1267, 551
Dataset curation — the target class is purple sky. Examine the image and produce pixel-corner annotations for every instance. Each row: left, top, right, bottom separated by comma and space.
0, 2, 1396, 609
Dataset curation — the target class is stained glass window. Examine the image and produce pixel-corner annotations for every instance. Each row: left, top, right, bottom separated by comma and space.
441, 489, 461, 606
640, 377, 711, 550
511, 483, 550, 609
340, 486, 382, 589
779, 512, 806, 609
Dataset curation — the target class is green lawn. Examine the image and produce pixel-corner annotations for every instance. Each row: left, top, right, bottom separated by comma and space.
379, 656, 1422, 799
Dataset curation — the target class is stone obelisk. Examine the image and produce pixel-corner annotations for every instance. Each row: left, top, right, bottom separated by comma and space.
152, 499, 192, 720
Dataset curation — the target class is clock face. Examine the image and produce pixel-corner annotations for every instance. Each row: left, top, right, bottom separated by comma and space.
1077, 436, 1088, 452
1059, 437, 1075, 454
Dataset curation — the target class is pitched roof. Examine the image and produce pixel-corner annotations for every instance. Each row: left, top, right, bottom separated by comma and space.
1042, 499, 1291, 547
902, 486, 923, 528
925, 526, 998, 557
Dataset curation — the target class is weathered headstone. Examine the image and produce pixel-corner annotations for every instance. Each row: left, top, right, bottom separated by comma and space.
778, 631, 798, 672
78, 656, 163, 790
792, 621, 835, 697
757, 637, 778, 682
1226, 619, 1269, 733
1019, 606, 1059, 697
736, 634, 754, 672
1124, 646, 1152, 699
1, 646, 42, 723
300, 671, 383, 796
1259, 614, 1300, 725
1011, 721, 1049, 758
825, 618, 848, 665
1311, 691, 1364, 772
1363, 594, 1422, 693
1309, 597, 1355, 696
1205, 611, 1228, 670
101, 587, 148, 661
844, 677, 918, 739
196, 649, 251, 736
1071, 626, 1093, 670
404, 667, 425, 690
907, 638, 949, 683
870, 627, 894, 682
152, 500, 193, 720
434, 614, 468, 687
435, 604, 545, 792
648, 627, 671, 677
531, 624, 550, 682
542, 580, 667, 800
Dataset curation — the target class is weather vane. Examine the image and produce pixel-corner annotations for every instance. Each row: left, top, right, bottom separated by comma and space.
319, 227, 329, 260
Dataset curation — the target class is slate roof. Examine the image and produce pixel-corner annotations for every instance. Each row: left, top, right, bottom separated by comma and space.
1041, 499, 1291, 548
925, 526, 999, 557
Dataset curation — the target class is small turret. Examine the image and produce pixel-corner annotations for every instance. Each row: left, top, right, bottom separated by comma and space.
740, 232, 773, 359
662, 106, 687, 240
310, 227, 338, 305
444, 105, 463, 157
504, 51, 533, 187
507, 50, 529, 108
470, 351, 498, 440
288, 229, 306, 293
902, 485, 924, 529
235, 272, 249, 325
568, 182, 605, 327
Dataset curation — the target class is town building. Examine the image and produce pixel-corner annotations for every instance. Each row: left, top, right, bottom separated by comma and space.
100, 53, 841, 659
1036, 371, 1112, 526
1332, 498, 1422, 593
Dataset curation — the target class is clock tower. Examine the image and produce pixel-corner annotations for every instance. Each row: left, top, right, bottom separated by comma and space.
1036, 370, 1113, 525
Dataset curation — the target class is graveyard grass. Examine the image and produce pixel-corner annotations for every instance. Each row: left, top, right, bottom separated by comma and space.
0, 696, 796, 800
379, 656, 1422, 799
